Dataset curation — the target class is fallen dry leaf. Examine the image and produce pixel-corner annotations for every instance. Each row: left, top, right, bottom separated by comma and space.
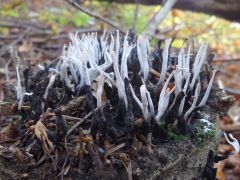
33, 121, 54, 152
217, 144, 234, 155
223, 153, 240, 180
216, 161, 225, 180
0, 122, 20, 143
219, 121, 240, 132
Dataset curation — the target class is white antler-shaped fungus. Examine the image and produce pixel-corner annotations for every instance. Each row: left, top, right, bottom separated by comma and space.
112, 51, 128, 108
190, 43, 208, 90
198, 69, 217, 107
120, 31, 135, 80
156, 71, 174, 122
156, 39, 172, 86
224, 133, 240, 153
184, 81, 201, 121
137, 35, 150, 82
15, 66, 32, 110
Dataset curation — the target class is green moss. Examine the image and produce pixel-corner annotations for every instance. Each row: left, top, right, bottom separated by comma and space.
195, 123, 216, 145
167, 127, 190, 142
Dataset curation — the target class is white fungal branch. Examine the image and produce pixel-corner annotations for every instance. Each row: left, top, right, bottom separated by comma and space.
137, 36, 150, 82
175, 45, 191, 96
129, 84, 143, 111
5, 59, 11, 82
82, 52, 91, 86
97, 73, 105, 108
42, 73, 57, 110
146, 91, 154, 117
157, 39, 172, 86
16, 66, 22, 104
140, 84, 150, 121
224, 133, 240, 153
178, 74, 190, 116
120, 31, 135, 80
44, 74, 57, 100
175, 45, 192, 116
184, 81, 201, 121
59, 59, 74, 89
156, 71, 174, 122
174, 67, 182, 97
190, 43, 208, 90
100, 30, 108, 55
129, 82, 154, 121
15, 66, 32, 110
198, 69, 217, 107
116, 30, 120, 58
112, 51, 128, 108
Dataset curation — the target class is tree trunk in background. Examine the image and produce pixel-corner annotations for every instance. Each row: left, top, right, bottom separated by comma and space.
103, 0, 240, 22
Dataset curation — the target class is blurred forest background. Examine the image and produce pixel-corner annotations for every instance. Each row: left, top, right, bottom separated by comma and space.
2, 0, 240, 95
1, 0, 240, 58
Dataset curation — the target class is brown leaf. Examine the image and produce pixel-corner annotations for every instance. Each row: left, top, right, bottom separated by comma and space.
223, 153, 240, 180
217, 144, 234, 155
216, 161, 225, 180
34, 121, 54, 151
219, 120, 240, 132
0, 122, 20, 143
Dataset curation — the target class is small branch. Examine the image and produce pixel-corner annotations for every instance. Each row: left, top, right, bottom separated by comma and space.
133, 0, 140, 32
161, 155, 184, 172
150, 68, 161, 78
144, 0, 178, 37
66, 111, 92, 136
223, 87, 240, 95
65, 0, 125, 33
213, 58, 240, 63
0, 18, 48, 30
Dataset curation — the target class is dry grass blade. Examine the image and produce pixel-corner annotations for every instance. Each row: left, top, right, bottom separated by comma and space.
66, 111, 93, 136
104, 143, 126, 158
136, 133, 156, 148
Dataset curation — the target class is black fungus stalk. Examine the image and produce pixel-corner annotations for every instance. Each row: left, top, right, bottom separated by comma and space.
55, 109, 68, 140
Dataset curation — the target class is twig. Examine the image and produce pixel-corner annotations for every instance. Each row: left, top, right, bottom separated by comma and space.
136, 133, 156, 148
161, 155, 184, 172
213, 58, 240, 63
0, 20, 47, 31
144, 0, 178, 37
150, 68, 161, 78
133, 0, 140, 32
223, 87, 240, 95
63, 115, 83, 121
59, 137, 70, 180
65, 0, 125, 33
66, 111, 93, 136
104, 143, 126, 158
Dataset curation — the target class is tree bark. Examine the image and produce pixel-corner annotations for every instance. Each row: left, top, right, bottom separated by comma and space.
103, 0, 240, 22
